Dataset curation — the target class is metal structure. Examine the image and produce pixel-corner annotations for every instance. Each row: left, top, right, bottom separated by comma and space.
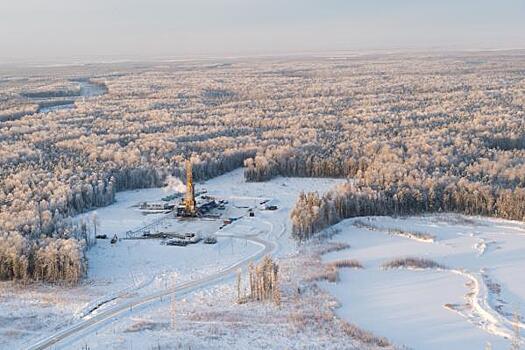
181, 160, 197, 216
176, 159, 218, 217
124, 215, 170, 239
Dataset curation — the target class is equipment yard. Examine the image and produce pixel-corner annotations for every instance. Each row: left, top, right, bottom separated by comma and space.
0, 169, 343, 350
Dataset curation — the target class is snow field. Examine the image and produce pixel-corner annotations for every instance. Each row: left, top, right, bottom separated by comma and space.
2, 169, 344, 349
320, 215, 525, 349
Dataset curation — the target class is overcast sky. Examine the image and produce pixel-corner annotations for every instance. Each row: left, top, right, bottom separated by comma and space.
1, 0, 524, 63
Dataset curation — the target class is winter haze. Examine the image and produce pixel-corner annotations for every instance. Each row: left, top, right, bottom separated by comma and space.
1, 0, 524, 62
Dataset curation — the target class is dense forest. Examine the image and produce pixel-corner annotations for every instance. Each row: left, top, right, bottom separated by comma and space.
1, 52, 524, 281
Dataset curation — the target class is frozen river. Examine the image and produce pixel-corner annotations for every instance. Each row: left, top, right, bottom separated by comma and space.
38, 79, 107, 113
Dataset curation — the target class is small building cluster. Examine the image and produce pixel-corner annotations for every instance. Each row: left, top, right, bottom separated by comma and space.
139, 202, 175, 212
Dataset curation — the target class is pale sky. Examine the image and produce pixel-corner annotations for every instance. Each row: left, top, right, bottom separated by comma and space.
0, 0, 524, 63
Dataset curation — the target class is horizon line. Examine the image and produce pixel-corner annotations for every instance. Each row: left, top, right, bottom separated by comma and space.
1, 46, 525, 69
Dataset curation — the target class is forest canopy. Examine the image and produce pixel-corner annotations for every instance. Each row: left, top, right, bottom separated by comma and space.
1, 52, 524, 281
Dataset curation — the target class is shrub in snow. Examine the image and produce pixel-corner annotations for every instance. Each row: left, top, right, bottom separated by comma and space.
381, 257, 446, 270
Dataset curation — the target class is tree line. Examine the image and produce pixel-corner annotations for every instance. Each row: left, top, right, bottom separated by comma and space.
291, 177, 525, 241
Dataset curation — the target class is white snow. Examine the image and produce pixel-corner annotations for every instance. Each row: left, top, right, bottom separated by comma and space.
1, 169, 343, 349
320, 214, 525, 350
12, 169, 525, 350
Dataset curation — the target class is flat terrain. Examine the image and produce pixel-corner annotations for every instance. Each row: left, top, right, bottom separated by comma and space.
3, 171, 525, 349
321, 215, 525, 349
0, 169, 343, 349
1, 52, 524, 349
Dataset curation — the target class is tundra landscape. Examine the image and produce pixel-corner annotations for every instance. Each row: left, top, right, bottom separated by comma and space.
1, 51, 525, 349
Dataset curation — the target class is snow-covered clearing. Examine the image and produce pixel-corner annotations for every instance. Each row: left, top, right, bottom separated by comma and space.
8, 168, 524, 350
1, 169, 344, 350
320, 215, 525, 350
58, 254, 369, 350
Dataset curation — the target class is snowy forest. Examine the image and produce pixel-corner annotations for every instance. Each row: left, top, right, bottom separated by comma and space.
1, 52, 524, 282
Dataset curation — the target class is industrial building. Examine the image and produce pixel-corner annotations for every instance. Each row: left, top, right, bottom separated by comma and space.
139, 202, 175, 212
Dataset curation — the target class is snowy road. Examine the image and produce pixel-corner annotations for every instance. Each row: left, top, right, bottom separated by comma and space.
26, 233, 275, 350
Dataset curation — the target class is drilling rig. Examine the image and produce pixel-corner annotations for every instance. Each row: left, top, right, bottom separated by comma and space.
183, 160, 196, 216
176, 159, 217, 217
